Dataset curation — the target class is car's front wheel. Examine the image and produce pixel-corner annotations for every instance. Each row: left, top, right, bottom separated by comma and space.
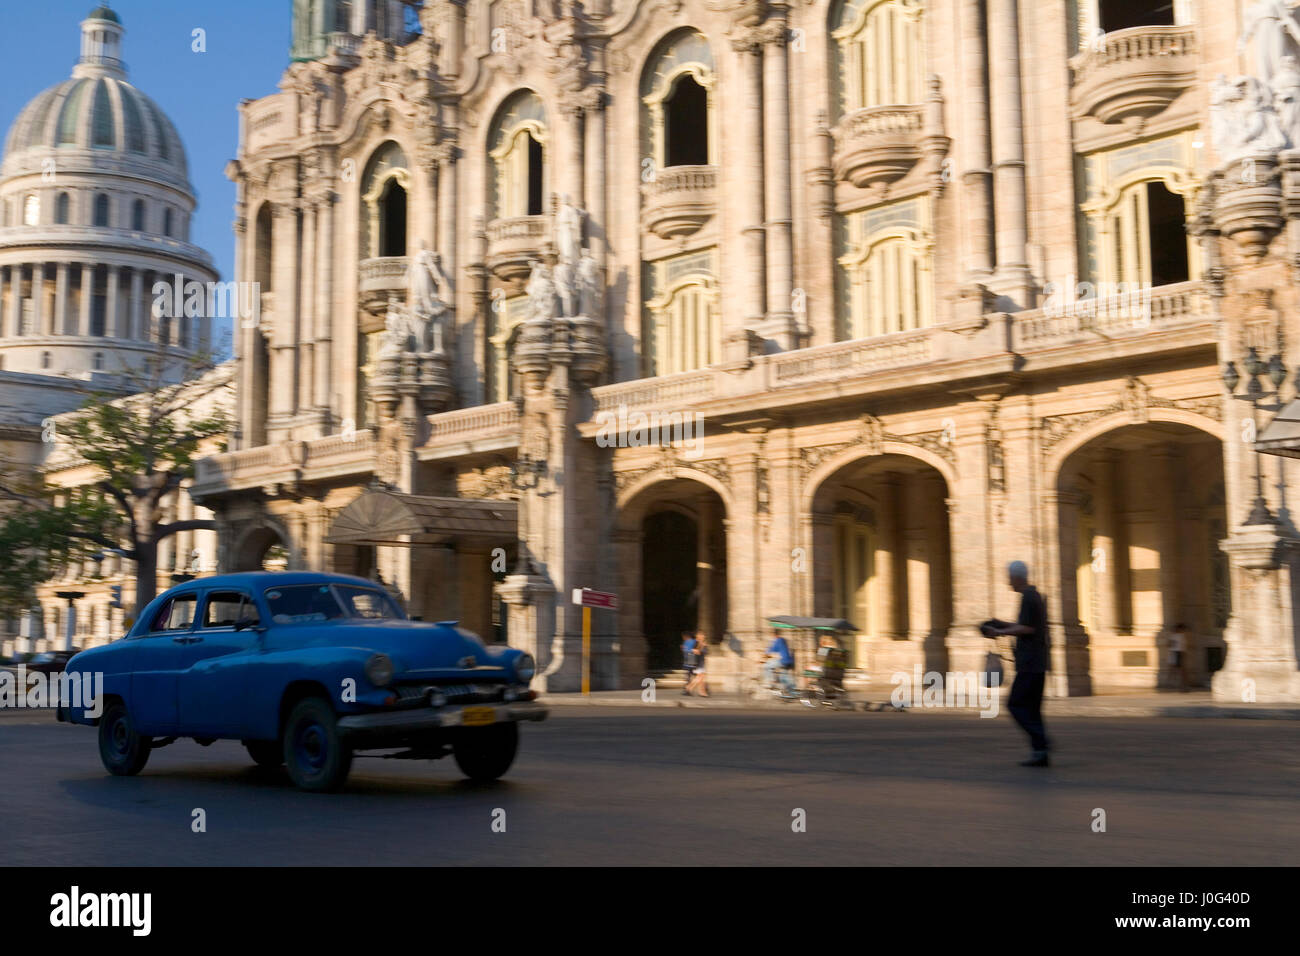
453, 722, 518, 781
98, 701, 151, 776
282, 698, 352, 792
244, 740, 283, 768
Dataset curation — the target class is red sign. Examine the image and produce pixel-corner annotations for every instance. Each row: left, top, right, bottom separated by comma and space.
572, 588, 619, 610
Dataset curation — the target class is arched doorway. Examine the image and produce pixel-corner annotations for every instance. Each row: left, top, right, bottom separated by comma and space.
233, 524, 294, 572
809, 453, 953, 677
1056, 421, 1228, 691
619, 476, 728, 679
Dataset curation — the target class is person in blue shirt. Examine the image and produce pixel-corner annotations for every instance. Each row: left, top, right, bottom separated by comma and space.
763, 631, 796, 691
681, 631, 698, 696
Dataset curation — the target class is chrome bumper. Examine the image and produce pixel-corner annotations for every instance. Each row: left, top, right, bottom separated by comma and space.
337, 700, 548, 735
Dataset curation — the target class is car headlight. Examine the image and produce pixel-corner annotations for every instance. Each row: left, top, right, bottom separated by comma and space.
513, 652, 536, 683
365, 653, 394, 687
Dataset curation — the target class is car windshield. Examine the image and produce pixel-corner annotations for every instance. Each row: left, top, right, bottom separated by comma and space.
264, 584, 404, 624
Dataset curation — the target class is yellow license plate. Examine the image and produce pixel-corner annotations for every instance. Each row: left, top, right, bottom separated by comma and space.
462, 706, 496, 727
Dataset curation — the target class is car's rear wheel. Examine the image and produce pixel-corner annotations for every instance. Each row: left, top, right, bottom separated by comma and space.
98, 701, 151, 776
282, 698, 351, 792
453, 722, 518, 781
244, 740, 283, 768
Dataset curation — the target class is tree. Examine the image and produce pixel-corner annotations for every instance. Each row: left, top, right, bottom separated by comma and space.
0, 345, 233, 619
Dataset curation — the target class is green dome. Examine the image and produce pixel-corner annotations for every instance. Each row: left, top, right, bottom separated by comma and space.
86, 5, 121, 24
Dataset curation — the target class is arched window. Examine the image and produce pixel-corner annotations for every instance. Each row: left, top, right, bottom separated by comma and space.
642, 31, 714, 169
254, 204, 273, 290
93, 193, 110, 227
55, 192, 70, 224
360, 141, 410, 258
93, 351, 104, 371
23, 194, 40, 226
488, 91, 548, 219
40, 351, 51, 369
832, 0, 923, 115
646, 273, 721, 375
163, 207, 174, 238
132, 198, 145, 231
837, 198, 935, 339
487, 294, 529, 403
1103, 178, 1191, 288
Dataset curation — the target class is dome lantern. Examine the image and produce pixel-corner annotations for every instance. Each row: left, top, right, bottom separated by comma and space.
75, 6, 126, 81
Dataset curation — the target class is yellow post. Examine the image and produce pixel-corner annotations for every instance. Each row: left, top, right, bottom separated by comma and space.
582, 605, 591, 695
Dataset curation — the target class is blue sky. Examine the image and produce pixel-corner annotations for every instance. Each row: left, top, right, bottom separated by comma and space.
0, 0, 292, 281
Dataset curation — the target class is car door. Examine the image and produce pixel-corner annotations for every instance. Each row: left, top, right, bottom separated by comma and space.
128, 591, 199, 735
175, 590, 262, 737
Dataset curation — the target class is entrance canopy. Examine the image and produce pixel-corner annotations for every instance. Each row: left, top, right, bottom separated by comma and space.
325, 490, 517, 547
766, 615, 859, 632
1257, 399, 1300, 459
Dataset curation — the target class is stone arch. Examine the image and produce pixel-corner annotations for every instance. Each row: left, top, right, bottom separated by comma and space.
1043, 407, 1224, 491
800, 440, 957, 517
1050, 416, 1229, 693
231, 519, 300, 572
614, 471, 731, 684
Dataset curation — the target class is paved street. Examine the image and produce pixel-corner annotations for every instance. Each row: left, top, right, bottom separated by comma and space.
2, 706, 1297, 866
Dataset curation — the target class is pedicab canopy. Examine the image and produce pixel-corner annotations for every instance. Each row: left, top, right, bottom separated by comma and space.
765, 616, 859, 632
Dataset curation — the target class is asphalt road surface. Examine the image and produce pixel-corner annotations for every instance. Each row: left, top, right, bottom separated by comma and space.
2, 707, 1297, 865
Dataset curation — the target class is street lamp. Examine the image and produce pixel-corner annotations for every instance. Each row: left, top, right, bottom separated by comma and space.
1223, 346, 1287, 526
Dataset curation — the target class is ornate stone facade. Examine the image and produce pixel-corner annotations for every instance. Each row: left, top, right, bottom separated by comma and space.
192, 0, 1300, 701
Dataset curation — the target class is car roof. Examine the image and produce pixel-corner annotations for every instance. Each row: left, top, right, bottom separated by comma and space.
162, 571, 385, 594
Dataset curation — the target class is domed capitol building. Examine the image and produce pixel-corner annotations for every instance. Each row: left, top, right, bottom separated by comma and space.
154, 0, 1300, 704
0, 6, 222, 649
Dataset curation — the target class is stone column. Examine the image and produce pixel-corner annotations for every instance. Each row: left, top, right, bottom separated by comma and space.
106, 265, 120, 337
958, 0, 994, 278
298, 201, 317, 417
1043, 489, 1091, 696
129, 268, 142, 341
314, 192, 334, 414
761, 17, 796, 348
987, 0, 1030, 299
79, 262, 93, 336
269, 201, 299, 426
732, 32, 767, 332
584, 90, 607, 263
696, 494, 717, 640
55, 263, 70, 336
0, 266, 6, 337
32, 263, 47, 335
1155, 447, 1182, 631
875, 474, 902, 642
1092, 453, 1122, 639
436, 143, 457, 308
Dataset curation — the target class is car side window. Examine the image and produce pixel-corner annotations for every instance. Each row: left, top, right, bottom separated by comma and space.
201, 592, 257, 628
150, 594, 197, 632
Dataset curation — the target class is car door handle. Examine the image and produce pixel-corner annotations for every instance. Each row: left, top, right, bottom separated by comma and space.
172, 635, 198, 644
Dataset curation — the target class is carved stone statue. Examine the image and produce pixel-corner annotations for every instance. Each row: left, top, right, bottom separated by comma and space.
1275, 54, 1300, 143
407, 242, 450, 352
556, 195, 584, 267
1211, 73, 1289, 162
554, 257, 577, 318
577, 246, 601, 318
525, 259, 556, 322
1240, 0, 1300, 87
378, 305, 408, 359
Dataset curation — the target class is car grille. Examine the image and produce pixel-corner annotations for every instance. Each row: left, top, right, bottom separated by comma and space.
393, 683, 506, 706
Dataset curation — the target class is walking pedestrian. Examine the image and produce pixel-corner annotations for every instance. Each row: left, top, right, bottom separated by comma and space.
681, 631, 698, 696
685, 630, 709, 697
1168, 623, 1190, 692
982, 561, 1051, 767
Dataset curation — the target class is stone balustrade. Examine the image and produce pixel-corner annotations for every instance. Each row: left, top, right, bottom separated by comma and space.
485, 215, 549, 283
641, 165, 718, 239
831, 105, 925, 189
1011, 279, 1210, 350
358, 255, 408, 313
1070, 25, 1197, 127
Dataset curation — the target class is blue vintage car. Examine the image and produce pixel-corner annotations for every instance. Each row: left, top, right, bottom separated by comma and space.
58, 571, 546, 791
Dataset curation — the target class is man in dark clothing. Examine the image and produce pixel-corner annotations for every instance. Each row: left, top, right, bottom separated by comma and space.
984, 561, 1051, 767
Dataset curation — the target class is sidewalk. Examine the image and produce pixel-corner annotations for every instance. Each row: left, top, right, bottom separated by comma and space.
543, 688, 1300, 720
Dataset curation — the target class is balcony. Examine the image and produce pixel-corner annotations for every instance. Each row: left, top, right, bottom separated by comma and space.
1070, 25, 1197, 128
641, 165, 718, 239
831, 105, 923, 190
358, 256, 409, 314
485, 216, 549, 283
